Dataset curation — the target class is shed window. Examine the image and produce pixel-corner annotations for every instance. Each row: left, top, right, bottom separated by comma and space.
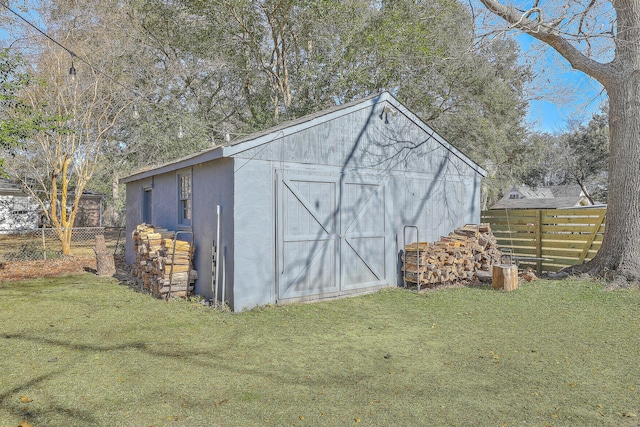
12, 197, 31, 214
179, 173, 192, 225
143, 188, 152, 224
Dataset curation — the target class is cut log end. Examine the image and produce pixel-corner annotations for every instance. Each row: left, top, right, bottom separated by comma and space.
492, 264, 518, 291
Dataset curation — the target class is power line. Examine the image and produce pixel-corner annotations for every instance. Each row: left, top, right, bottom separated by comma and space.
0, 2, 129, 92
0, 2, 248, 141
0, 2, 76, 58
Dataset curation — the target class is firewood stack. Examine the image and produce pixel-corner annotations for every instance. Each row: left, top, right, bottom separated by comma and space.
402, 223, 502, 289
131, 224, 198, 299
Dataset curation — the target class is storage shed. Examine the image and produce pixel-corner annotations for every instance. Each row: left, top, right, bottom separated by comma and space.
122, 92, 486, 311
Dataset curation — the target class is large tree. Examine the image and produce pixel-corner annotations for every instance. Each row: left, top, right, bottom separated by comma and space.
479, 0, 637, 286
7, 45, 126, 254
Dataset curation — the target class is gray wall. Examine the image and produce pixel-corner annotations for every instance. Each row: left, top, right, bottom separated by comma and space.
228, 164, 481, 312
232, 158, 275, 310
124, 159, 235, 306
227, 101, 482, 310
233, 100, 482, 243
125, 179, 146, 263
233, 102, 477, 179
124, 170, 182, 264
191, 158, 235, 302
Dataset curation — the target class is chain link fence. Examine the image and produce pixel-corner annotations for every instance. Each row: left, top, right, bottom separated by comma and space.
0, 227, 125, 262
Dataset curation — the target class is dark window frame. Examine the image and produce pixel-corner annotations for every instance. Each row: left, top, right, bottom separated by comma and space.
178, 172, 192, 226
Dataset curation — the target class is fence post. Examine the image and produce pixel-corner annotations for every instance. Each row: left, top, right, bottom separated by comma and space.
42, 228, 47, 260
535, 210, 542, 275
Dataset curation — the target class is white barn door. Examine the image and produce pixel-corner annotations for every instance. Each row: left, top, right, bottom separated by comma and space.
276, 170, 387, 301
340, 177, 387, 291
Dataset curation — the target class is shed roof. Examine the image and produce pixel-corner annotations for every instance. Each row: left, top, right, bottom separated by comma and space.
515, 186, 554, 198
506, 184, 586, 199
0, 177, 105, 198
548, 184, 584, 198
0, 177, 25, 195
122, 92, 486, 183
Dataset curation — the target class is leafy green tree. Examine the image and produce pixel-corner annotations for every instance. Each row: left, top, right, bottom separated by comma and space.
562, 112, 609, 203
175, 0, 531, 193
520, 132, 569, 188
520, 112, 609, 204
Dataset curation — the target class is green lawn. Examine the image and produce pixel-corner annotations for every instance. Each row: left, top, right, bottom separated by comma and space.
1, 275, 639, 427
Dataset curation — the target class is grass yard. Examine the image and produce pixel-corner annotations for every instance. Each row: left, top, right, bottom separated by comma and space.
1, 275, 640, 427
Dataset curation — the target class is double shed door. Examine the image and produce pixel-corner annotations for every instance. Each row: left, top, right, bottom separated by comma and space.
276, 170, 388, 301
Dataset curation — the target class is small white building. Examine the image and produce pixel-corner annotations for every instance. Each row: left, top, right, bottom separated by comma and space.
0, 178, 39, 233
0, 178, 105, 232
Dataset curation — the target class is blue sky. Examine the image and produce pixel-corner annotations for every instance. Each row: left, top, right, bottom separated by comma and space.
469, 0, 610, 134
475, 0, 609, 135
526, 70, 606, 134
518, 32, 607, 134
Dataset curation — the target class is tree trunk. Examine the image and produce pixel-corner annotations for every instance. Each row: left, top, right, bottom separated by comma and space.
94, 234, 116, 276
583, 79, 640, 287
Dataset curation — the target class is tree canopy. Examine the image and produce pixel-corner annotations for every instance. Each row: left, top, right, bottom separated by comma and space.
1, 0, 586, 236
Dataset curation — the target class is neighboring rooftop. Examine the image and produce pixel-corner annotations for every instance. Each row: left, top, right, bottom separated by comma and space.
0, 177, 24, 195
490, 196, 591, 210
490, 184, 592, 210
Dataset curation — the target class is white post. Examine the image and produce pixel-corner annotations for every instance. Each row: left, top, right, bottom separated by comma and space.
221, 246, 226, 307
214, 205, 221, 305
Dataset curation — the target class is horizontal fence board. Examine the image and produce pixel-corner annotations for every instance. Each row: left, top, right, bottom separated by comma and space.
481, 208, 606, 273
481, 210, 538, 218
540, 208, 604, 217
541, 240, 596, 250
505, 248, 538, 256
542, 248, 584, 258
541, 224, 605, 233
491, 224, 538, 233
494, 235, 537, 241
487, 220, 538, 228
541, 233, 604, 242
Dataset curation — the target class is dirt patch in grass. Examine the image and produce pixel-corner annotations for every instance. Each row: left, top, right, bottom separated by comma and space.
0, 255, 131, 283
0, 257, 96, 282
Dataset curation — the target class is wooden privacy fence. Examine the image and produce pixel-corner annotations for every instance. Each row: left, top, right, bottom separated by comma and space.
480, 208, 606, 273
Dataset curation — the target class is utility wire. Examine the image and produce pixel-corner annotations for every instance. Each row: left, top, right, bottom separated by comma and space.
0, 2, 133, 95
0, 2, 250, 141
0, 2, 76, 58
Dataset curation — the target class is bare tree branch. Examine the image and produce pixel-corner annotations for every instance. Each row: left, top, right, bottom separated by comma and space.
479, 0, 613, 85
